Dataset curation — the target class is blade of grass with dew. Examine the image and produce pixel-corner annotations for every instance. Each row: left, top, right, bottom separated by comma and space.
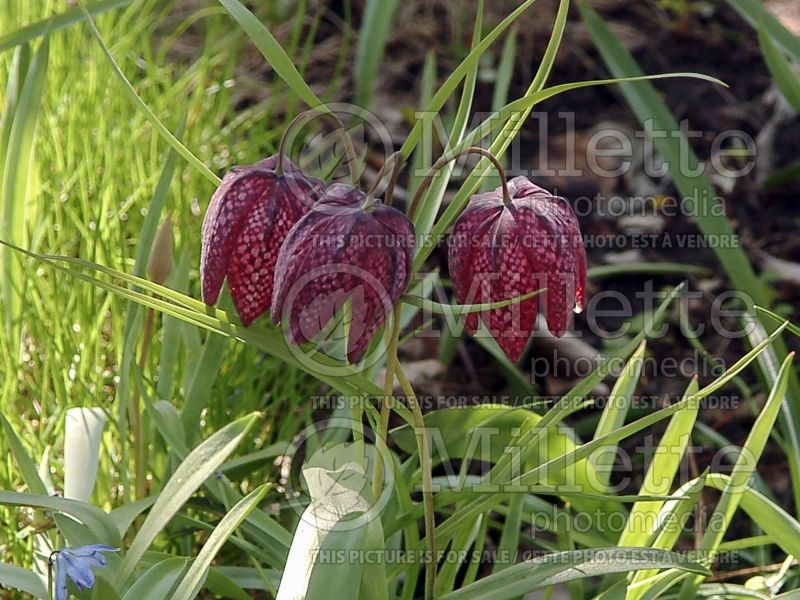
0, 241, 385, 399
113, 412, 259, 586
171, 484, 271, 600
725, 0, 800, 62
354, 0, 399, 107
1, 36, 48, 346
80, 7, 218, 184
217, 0, 324, 109
758, 21, 800, 111
587, 339, 647, 491
0, 0, 130, 52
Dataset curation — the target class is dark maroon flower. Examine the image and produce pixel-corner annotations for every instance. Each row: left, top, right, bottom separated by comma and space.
271, 183, 414, 363
448, 176, 586, 361
200, 155, 323, 325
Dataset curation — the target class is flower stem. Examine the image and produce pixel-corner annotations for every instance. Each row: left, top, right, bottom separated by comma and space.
395, 364, 436, 600
371, 308, 401, 501
408, 146, 511, 219
276, 109, 360, 186
364, 151, 405, 207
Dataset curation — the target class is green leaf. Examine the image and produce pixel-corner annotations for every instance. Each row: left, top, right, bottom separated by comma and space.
0, 491, 120, 546
726, 0, 800, 62
121, 557, 190, 600
355, 0, 400, 107
172, 484, 271, 600
0, 562, 48, 599
587, 340, 647, 491
411, 0, 485, 248
114, 412, 259, 586
217, 0, 324, 109
0, 414, 48, 495
758, 22, 800, 111
687, 352, 795, 581
617, 377, 700, 548
438, 548, 709, 600
1, 36, 48, 343
0, 0, 130, 53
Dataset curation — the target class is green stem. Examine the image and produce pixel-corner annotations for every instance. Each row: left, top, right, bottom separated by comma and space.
408, 146, 510, 219
276, 109, 360, 186
396, 364, 436, 600
372, 308, 401, 501
364, 151, 404, 207
133, 307, 155, 501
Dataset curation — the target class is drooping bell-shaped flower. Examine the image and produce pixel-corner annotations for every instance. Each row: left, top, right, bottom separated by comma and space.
200, 156, 323, 325
448, 176, 586, 361
272, 183, 414, 363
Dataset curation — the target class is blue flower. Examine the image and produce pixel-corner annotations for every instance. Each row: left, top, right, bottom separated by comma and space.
50, 544, 118, 600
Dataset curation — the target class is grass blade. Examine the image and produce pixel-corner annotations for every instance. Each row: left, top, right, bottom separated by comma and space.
80, 8, 219, 185
726, 0, 800, 61
354, 0, 400, 107
0, 0, 130, 53
758, 22, 800, 111
587, 340, 647, 491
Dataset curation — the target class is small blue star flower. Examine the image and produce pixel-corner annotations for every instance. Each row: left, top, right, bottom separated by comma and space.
49, 544, 118, 600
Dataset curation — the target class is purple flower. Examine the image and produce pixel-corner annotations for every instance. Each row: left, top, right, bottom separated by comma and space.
271, 183, 414, 363
50, 544, 118, 600
448, 176, 586, 361
200, 155, 323, 325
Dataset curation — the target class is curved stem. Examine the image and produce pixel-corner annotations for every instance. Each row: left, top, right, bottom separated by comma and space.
395, 364, 436, 600
276, 109, 360, 186
365, 151, 404, 206
408, 146, 511, 219
371, 308, 401, 501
